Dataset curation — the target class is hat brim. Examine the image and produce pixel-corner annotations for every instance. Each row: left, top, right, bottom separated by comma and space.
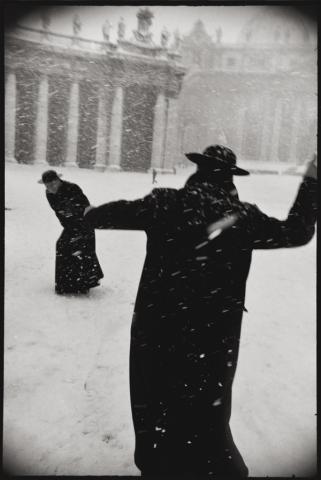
37, 173, 63, 184
185, 152, 250, 176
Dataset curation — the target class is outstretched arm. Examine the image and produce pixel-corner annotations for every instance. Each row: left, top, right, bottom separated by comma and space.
84, 199, 148, 230
83, 188, 175, 231
84, 187, 187, 231
247, 154, 317, 249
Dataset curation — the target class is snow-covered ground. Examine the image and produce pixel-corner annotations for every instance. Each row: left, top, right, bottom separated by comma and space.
4, 162, 316, 476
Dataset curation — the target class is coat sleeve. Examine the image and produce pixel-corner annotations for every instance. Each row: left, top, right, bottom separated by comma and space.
245, 177, 317, 249
84, 189, 178, 231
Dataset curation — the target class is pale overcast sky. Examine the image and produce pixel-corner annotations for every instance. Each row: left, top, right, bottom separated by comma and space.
17, 5, 287, 44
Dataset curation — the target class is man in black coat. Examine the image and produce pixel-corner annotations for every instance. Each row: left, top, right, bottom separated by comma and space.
39, 170, 104, 294
84, 146, 317, 478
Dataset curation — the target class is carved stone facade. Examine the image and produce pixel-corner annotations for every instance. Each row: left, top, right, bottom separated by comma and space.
5, 10, 185, 172
178, 12, 317, 166
5, 8, 317, 170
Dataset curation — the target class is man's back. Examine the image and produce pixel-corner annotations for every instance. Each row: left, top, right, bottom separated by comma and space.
135, 182, 253, 316
84, 161, 317, 477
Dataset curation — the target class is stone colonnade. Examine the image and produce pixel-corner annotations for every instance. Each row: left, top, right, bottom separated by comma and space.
5, 70, 181, 171
151, 93, 179, 171
5, 30, 185, 172
179, 69, 317, 166
234, 95, 316, 164
218, 91, 316, 165
5, 72, 16, 163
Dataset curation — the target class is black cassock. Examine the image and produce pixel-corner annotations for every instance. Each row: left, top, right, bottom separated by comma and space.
85, 176, 317, 477
46, 180, 103, 294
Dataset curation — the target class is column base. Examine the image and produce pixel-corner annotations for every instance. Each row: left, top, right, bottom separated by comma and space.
64, 162, 78, 168
94, 164, 106, 172
33, 160, 48, 166
5, 156, 18, 163
148, 167, 176, 174
106, 164, 122, 171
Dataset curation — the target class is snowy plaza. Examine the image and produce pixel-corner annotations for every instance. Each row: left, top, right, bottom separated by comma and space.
4, 162, 316, 476
4, 4, 317, 477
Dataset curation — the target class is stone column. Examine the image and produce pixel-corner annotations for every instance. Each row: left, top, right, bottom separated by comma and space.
65, 79, 79, 167
235, 102, 246, 159
151, 91, 166, 170
163, 96, 179, 170
182, 123, 194, 160
94, 86, 109, 171
259, 94, 272, 163
34, 74, 49, 165
288, 99, 301, 165
269, 99, 283, 163
5, 71, 17, 163
108, 85, 123, 170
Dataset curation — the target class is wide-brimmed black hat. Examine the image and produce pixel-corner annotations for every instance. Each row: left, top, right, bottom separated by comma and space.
37, 170, 63, 184
185, 145, 250, 176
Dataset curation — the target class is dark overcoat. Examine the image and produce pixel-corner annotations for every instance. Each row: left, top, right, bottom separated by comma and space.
46, 180, 103, 294
85, 175, 317, 477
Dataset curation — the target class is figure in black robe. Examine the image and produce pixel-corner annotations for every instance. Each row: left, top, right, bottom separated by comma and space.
84, 147, 317, 478
41, 170, 104, 294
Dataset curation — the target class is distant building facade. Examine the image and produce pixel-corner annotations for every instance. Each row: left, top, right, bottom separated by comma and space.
5, 7, 317, 171
178, 8, 317, 165
5, 8, 185, 172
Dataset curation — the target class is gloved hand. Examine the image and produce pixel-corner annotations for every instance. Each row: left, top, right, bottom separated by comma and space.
304, 152, 317, 180
84, 205, 95, 216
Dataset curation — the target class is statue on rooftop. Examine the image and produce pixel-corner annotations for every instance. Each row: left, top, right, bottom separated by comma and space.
161, 26, 170, 48
173, 29, 181, 51
245, 29, 252, 42
284, 28, 291, 43
40, 11, 50, 31
274, 28, 281, 42
118, 17, 125, 40
102, 19, 112, 42
133, 8, 154, 43
73, 14, 82, 36
216, 26, 223, 44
